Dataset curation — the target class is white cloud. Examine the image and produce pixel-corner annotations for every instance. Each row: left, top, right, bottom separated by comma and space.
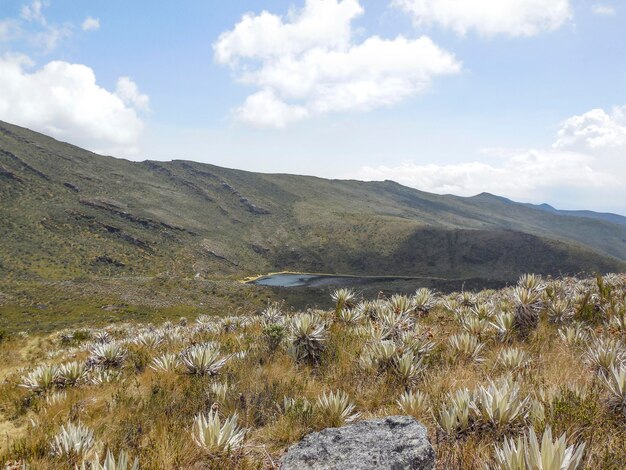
21, 0, 46, 25
0, 19, 22, 42
235, 90, 309, 127
0, 53, 147, 156
34, 23, 72, 52
393, 0, 572, 37
214, 0, 363, 65
81, 16, 100, 32
554, 106, 626, 154
2, 1, 73, 52
357, 150, 608, 201
115, 76, 150, 112
357, 104, 626, 207
214, 0, 461, 127
592, 4, 616, 16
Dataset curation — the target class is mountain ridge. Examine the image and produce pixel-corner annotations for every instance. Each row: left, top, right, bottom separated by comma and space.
1, 120, 624, 283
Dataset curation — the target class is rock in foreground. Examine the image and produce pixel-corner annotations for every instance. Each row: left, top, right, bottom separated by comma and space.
280, 416, 435, 470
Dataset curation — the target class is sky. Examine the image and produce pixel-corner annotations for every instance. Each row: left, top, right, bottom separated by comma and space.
0, 0, 625, 214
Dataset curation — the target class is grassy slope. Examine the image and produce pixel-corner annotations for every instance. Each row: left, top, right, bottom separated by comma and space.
1, 276, 625, 469
1, 120, 625, 285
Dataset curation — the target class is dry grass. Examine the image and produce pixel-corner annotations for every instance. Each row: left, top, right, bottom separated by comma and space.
0, 275, 625, 469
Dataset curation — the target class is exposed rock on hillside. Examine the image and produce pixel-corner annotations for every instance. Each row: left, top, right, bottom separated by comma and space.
280, 416, 435, 470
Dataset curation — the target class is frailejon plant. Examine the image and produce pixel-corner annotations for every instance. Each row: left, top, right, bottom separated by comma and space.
210, 382, 230, 403
57, 361, 88, 387
512, 286, 543, 338
491, 311, 516, 343
397, 389, 429, 418
608, 311, 626, 333
315, 390, 360, 427
133, 331, 164, 349
88, 341, 127, 369
77, 449, 139, 470
461, 315, 491, 338
585, 336, 625, 376
472, 378, 529, 431
601, 365, 626, 416
288, 313, 326, 364
336, 307, 364, 325
20, 364, 59, 394
331, 289, 356, 316
558, 324, 589, 347
491, 426, 585, 470
449, 332, 485, 363
261, 303, 284, 326
45, 390, 67, 406
389, 294, 414, 315
412, 288, 437, 316
518, 274, 545, 293
150, 353, 180, 373
359, 340, 398, 372
376, 308, 414, 341
93, 331, 111, 344
88, 368, 121, 385
191, 410, 246, 454
547, 298, 574, 324
180, 343, 229, 376
394, 351, 427, 385
497, 347, 531, 372
50, 421, 97, 461
458, 291, 478, 308
436, 388, 473, 436
399, 331, 436, 357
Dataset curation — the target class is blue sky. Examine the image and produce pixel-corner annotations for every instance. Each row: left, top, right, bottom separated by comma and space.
1, 0, 625, 214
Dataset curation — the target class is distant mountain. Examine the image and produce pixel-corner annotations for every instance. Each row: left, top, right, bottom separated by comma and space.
1, 120, 624, 283
530, 203, 626, 227
468, 192, 626, 227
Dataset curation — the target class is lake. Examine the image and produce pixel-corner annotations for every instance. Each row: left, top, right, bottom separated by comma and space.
248, 273, 428, 288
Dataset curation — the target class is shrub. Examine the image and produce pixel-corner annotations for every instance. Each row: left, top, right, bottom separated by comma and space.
262, 323, 286, 353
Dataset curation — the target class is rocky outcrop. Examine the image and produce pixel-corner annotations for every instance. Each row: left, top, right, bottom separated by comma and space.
220, 181, 271, 215
280, 416, 435, 470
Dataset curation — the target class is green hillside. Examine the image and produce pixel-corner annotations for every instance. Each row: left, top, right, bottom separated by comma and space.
1, 120, 624, 284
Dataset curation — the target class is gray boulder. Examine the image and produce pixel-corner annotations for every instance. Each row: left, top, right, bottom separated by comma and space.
280, 416, 435, 470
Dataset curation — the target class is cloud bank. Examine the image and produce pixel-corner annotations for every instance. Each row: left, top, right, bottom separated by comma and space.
357, 104, 626, 209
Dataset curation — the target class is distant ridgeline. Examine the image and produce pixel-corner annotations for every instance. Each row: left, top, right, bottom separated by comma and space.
1, 119, 625, 283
